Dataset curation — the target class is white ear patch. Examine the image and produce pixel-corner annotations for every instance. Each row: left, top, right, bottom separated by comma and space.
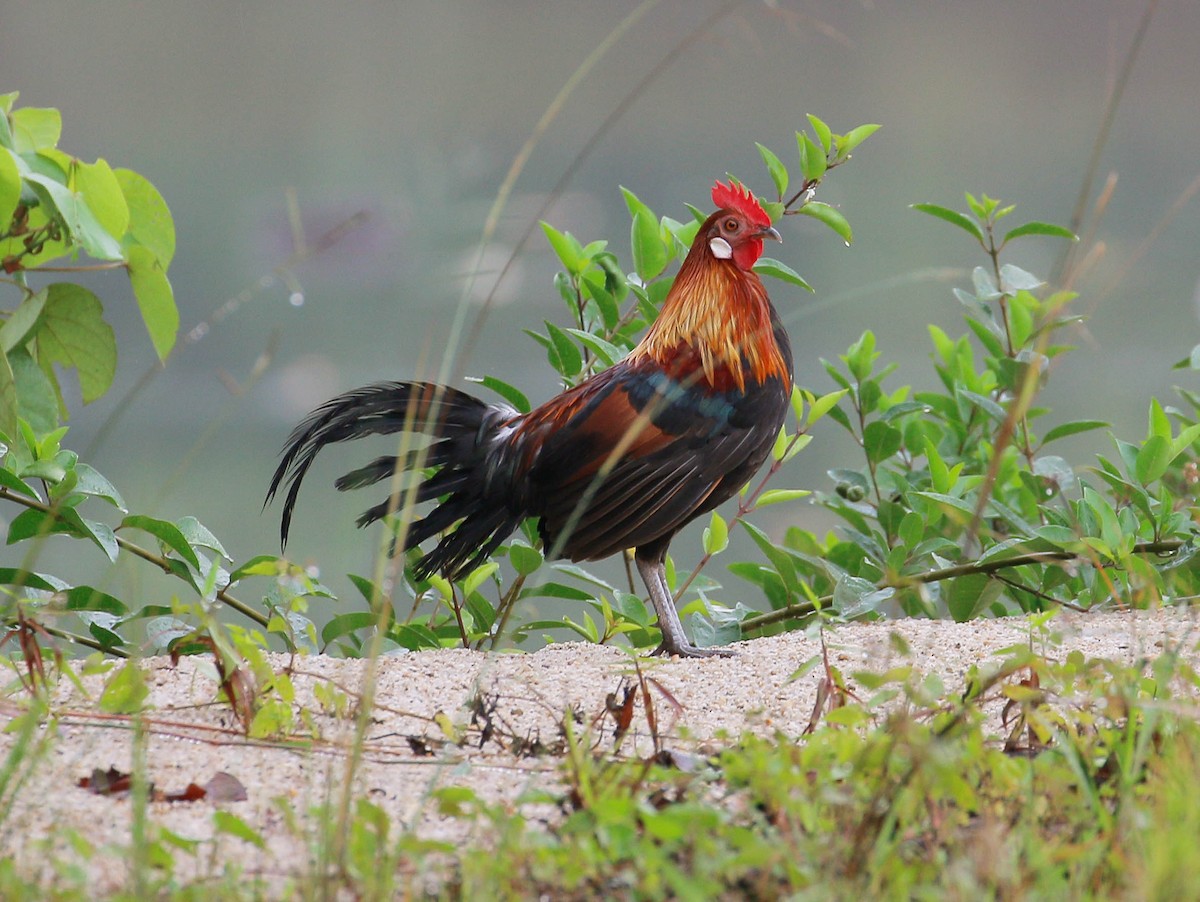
709, 236, 733, 259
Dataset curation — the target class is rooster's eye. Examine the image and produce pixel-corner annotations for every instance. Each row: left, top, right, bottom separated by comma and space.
722, 218, 739, 233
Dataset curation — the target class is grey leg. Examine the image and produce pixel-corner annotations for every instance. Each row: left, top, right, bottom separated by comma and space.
635, 555, 733, 658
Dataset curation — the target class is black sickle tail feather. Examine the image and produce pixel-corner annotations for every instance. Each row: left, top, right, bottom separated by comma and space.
265, 381, 526, 579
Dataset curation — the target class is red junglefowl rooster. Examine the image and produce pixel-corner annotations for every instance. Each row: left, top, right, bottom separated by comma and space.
267, 180, 791, 657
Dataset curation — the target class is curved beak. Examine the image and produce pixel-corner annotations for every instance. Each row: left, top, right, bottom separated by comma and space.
761, 225, 782, 243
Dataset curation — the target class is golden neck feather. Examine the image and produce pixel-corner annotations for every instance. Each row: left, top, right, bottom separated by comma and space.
629, 252, 787, 392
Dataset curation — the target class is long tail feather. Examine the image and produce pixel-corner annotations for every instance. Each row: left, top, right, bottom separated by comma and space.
266, 380, 527, 581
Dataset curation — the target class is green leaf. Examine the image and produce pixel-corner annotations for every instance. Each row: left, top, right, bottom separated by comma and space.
838, 123, 881, 156
120, 514, 200, 569
176, 515, 230, 561
227, 554, 283, 583
126, 245, 179, 360
798, 201, 852, 244
114, 168, 175, 267
98, 662, 149, 714
1135, 435, 1173, 486
68, 462, 126, 510
946, 573, 1001, 622
0, 288, 47, 354
756, 143, 788, 197
565, 328, 624, 368
806, 389, 848, 426
799, 132, 827, 183
863, 421, 902, 465
9, 346, 59, 434
911, 203, 985, 244
540, 221, 583, 273
1041, 419, 1109, 446
64, 586, 128, 615
0, 465, 39, 500
702, 511, 728, 556
22, 172, 124, 261
10, 107, 62, 153
630, 209, 669, 281
464, 374, 530, 413
807, 113, 832, 153
754, 257, 813, 292
0, 350, 18, 444
544, 321, 583, 377
0, 147, 20, 224
37, 283, 117, 404
508, 542, 543, 575
72, 158, 130, 242
321, 611, 376, 647
1002, 221, 1077, 244
755, 488, 811, 507
0, 567, 59, 591
213, 811, 265, 849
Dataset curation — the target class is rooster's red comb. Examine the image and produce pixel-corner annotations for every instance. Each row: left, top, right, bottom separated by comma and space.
711, 180, 771, 228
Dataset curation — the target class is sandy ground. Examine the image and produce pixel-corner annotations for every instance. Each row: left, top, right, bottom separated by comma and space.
3, 607, 1199, 894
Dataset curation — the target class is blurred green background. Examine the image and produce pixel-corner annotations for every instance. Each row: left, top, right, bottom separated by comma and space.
2, 1, 1198, 629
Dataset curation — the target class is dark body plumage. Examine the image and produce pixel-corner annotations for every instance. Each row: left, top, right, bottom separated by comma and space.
267, 182, 792, 656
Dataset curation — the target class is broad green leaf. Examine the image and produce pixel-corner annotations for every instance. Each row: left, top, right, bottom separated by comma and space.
540, 221, 583, 273
0, 288, 46, 354
839, 123, 881, 156
0, 567, 59, 591
754, 257, 813, 292
946, 573, 1001, 622
37, 283, 117, 404
68, 462, 126, 509
120, 514, 200, 569
799, 131, 827, 183
1147, 397, 1171, 440
544, 321, 583, 377
630, 209, 669, 281
833, 574, 893, 618
863, 421, 902, 465
755, 488, 811, 507
807, 113, 832, 153
998, 264, 1043, 293
0, 147, 19, 223
213, 811, 265, 849
22, 172, 124, 261
64, 586, 128, 615
702, 511, 728, 555
508, 542, 543, 575
176, 515, 230, 561
10, 106, 61, 153
0, 348, 17, 443
114, 168, 175, 267
1002, 220, 1076, 244
465, 374, 530, 413
911, 203, 985, 244
72, 158, 129, 243
1041, 419, 1109, 446
565, 328, 624, 368
321, 611, 376, 647
0, 464, 39, 500
227, 554, 284, 582
798, 201, 852, 244
1135, 434, 1172, 486
9, 346, 59, 434
126, 245, 179, 360
806, 389, 848, 425
755, 142, 788, 197
98, 662, 149, 714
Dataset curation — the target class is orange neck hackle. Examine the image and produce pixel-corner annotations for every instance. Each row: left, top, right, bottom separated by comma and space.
630, 213, 788, 393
